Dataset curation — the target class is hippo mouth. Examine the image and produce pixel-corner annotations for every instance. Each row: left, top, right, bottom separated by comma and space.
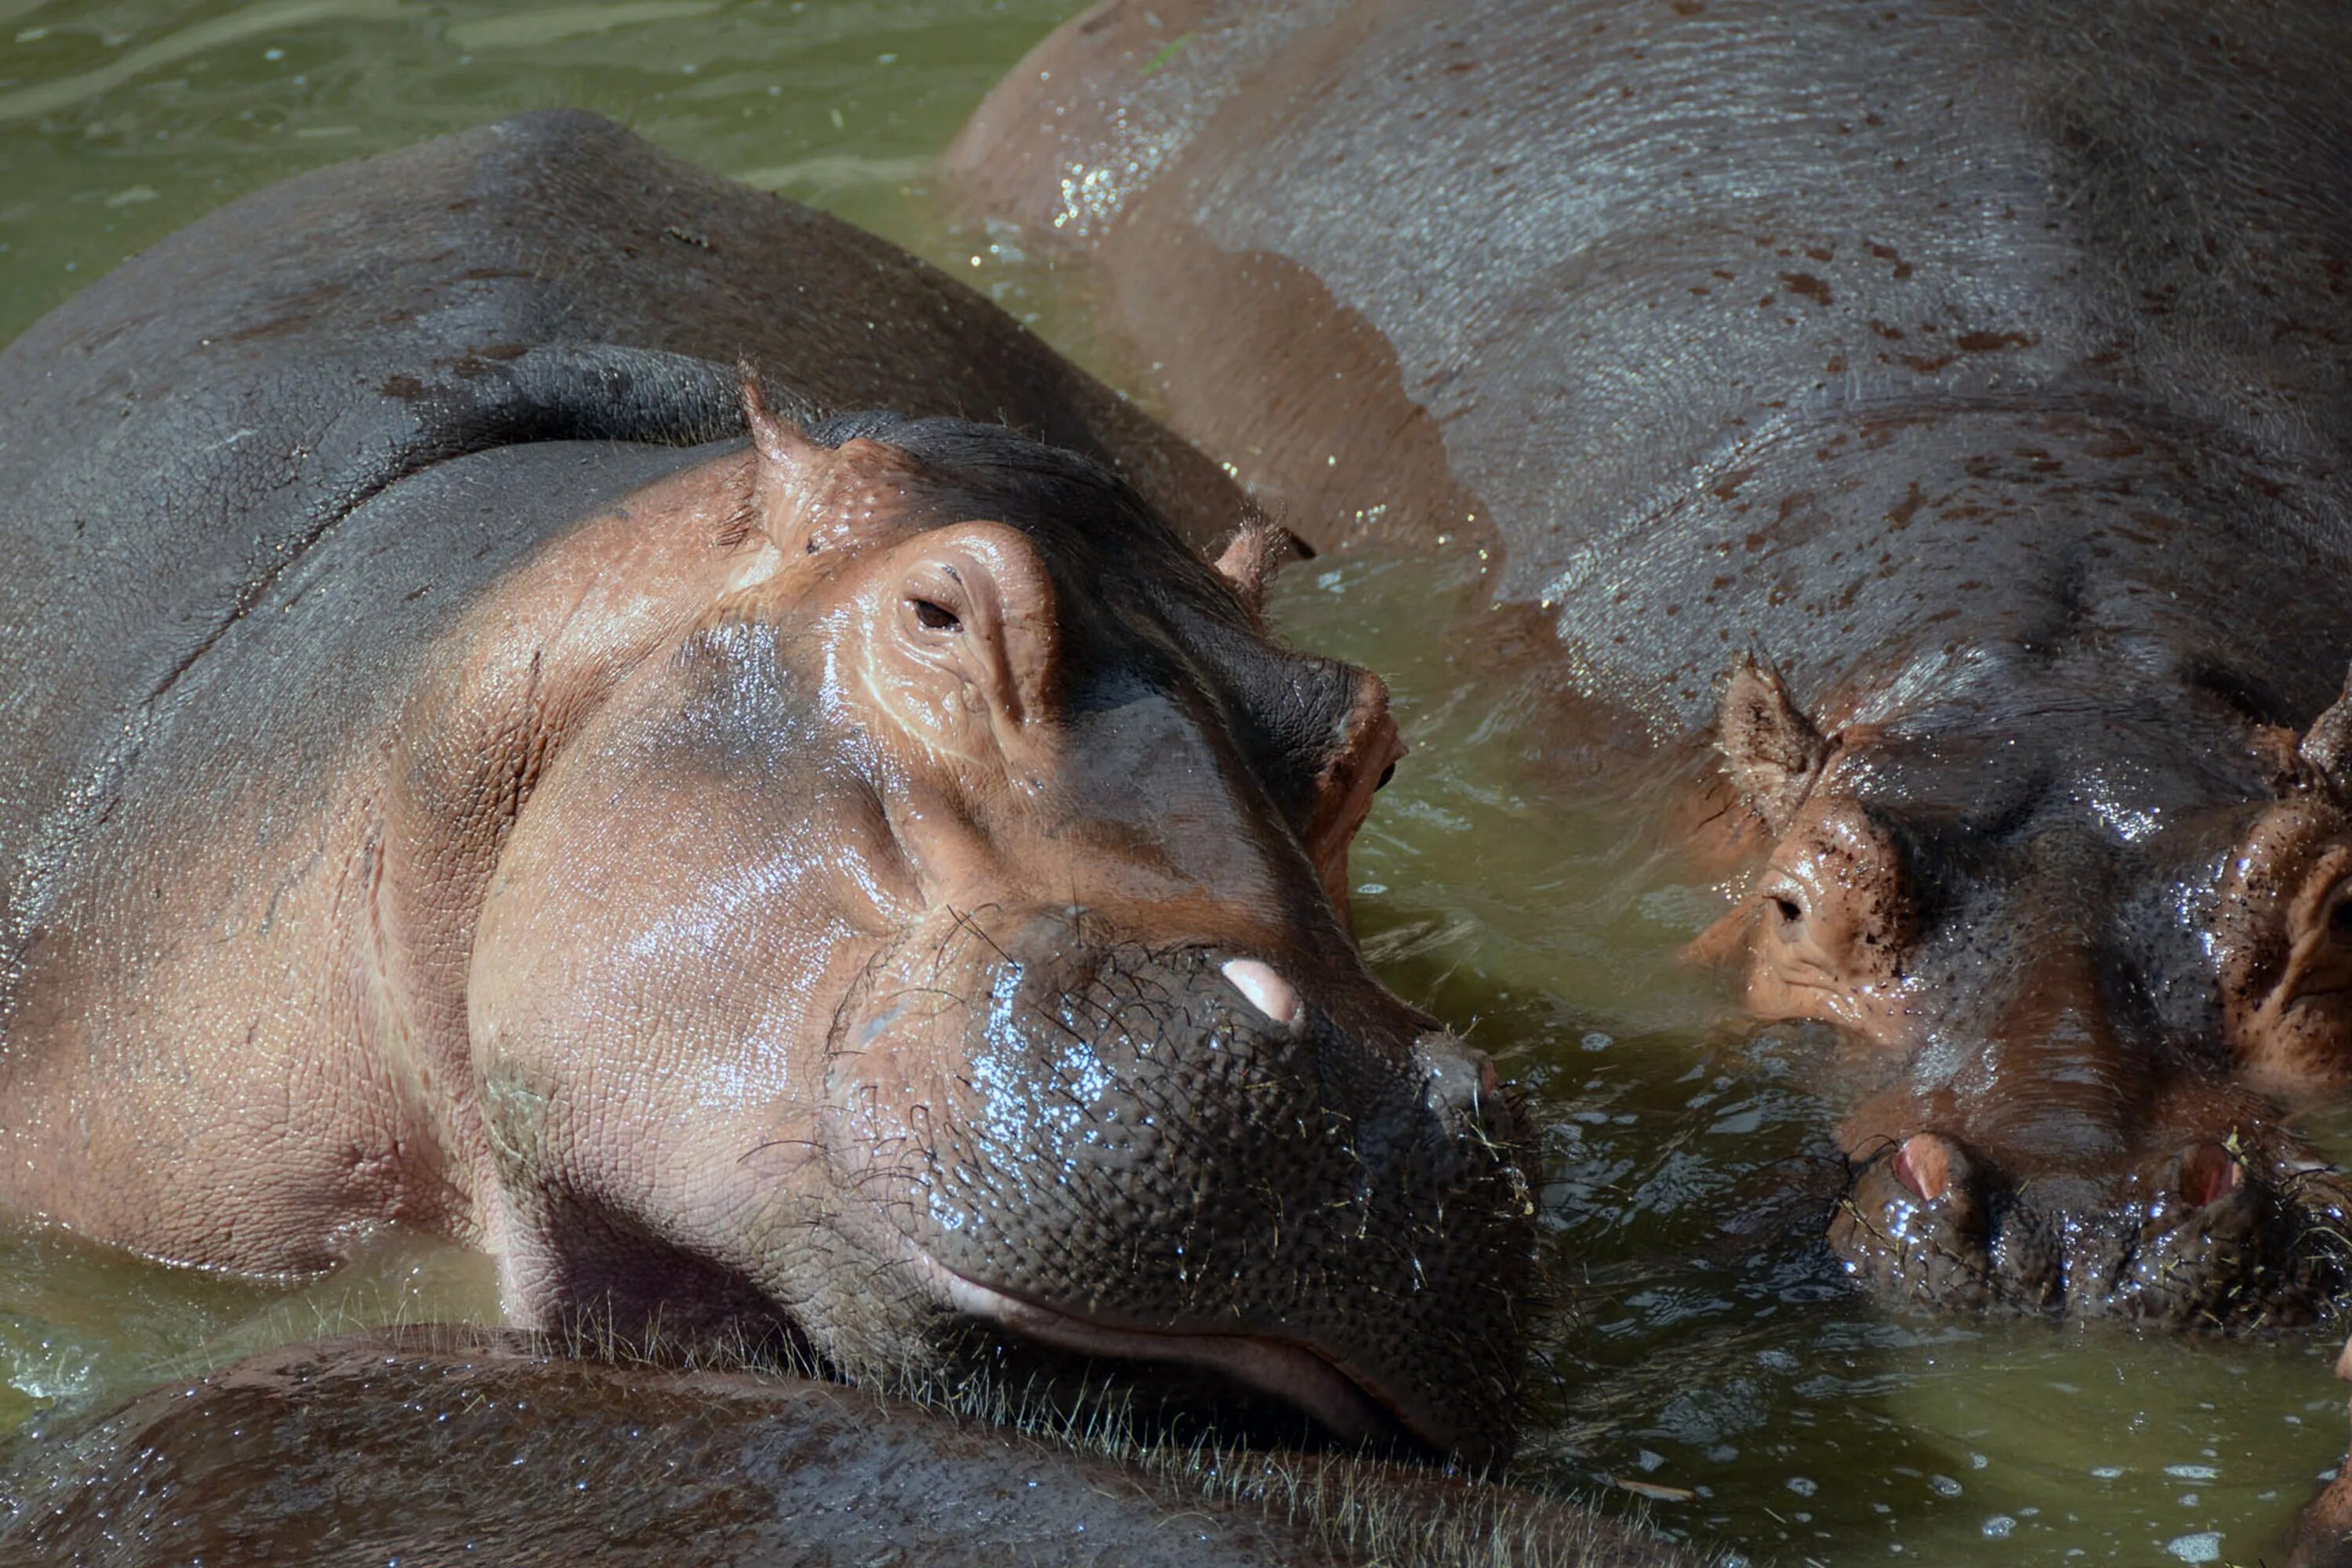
909, 1255, 1421, 1450
1828, 1131, 2352, 1327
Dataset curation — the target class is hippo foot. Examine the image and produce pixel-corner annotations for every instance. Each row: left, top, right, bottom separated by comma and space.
1830, 1132, 2351, 1327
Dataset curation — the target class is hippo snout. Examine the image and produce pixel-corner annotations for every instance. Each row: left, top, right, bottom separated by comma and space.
848, 908, 1536, 1461
1829, 1128, 2352, 1327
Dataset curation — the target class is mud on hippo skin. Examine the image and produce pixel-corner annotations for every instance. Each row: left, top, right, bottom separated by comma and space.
0, 115, 1534, 1462
950, 0, 2352, 1325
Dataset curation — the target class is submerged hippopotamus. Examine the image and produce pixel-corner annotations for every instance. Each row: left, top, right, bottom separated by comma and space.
951, 0, 2352, 1324
0, 1327, 1694, 1568
0, 111, 1534, 1460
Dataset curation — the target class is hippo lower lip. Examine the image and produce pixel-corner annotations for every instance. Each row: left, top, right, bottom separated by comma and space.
912, 1255, 1417, 1450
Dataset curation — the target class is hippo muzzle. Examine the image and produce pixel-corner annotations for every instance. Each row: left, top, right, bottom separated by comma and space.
1831, 1124, 2352, 1328
825, 906, 1534, 1460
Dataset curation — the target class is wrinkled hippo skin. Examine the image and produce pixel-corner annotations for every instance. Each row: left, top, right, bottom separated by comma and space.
952, 0, 2352, 1326
0, 1327, 1696, 1568
0, 112, 1534, 1459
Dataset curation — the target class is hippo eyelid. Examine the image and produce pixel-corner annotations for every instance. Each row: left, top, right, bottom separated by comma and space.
912, 597, 962, 633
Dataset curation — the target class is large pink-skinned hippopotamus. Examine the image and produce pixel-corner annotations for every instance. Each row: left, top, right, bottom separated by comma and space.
949, 0, 2352, 1327
0, 112, 1533, 1461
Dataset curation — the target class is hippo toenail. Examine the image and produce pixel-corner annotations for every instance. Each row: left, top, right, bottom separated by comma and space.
1221, 959, 1305, 1028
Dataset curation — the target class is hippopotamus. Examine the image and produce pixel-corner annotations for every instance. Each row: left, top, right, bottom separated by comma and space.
949, 0, 2352, 1325
0, 1327, 1695, 1568
0, 110, 1535, 1461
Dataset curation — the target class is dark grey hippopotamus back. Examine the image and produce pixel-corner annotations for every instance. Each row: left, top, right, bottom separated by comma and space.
948, 0, 2352, 1326
953, 0, 2352, 724
0, 1327, 1693, 1568
0, 108, 1238, 966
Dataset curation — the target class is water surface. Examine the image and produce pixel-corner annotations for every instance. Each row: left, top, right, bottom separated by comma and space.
2, 5, 2347, 1564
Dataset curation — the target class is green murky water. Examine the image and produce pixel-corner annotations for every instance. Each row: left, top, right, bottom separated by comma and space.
2, 5, 2346, 1565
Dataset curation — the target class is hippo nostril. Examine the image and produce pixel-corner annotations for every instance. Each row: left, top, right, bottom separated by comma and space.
1411, 1033, 1521, 1145
2178, 1142, 2243, 1209
1219, 958, 1304, 1029
1893, 1132, 1960, 1203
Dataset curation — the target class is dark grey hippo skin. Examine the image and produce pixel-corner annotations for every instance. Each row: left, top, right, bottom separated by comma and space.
949, 0, 2352, 1326
0, 1328, 1694, 1568
0, 107, 1240, 967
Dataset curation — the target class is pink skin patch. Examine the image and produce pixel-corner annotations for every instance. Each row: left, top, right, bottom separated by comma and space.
1221, 959, 1304, 1029
1893, 1133, 1955, 1203
913, 1257, 1404, 1446
2180, 1143, 2242, 1209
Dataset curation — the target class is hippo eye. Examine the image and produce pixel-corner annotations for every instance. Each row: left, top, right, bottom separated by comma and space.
1771, 893, 1805, 928
911, 598, 962, 633
2330, 893, 2352, 944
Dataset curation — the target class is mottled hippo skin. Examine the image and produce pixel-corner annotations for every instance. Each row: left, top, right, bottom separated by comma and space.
953, 0, 2352, 1325
0, 1328, 1693, 1568
0, 112, 1535, 1458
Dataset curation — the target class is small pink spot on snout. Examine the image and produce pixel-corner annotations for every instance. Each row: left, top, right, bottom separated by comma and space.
1221, 959, 1304, 1029
1893, 1133, 1956, 1204
2180, 1143, 2242, 1209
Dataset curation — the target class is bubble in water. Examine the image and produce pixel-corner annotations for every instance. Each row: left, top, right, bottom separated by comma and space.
1983, 1516, 2016, 1538
2165, 1465, 2219, 1482
1929, 1475, 1962, 1497
1786, 1475, 1817, 1497
1581, 1031, 1613, 1051
2165, 1533, 2222, 1563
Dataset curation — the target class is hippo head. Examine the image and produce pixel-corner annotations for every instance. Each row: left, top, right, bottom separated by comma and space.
1693, 653, 2352, 1327
466, 385, 1533, 1461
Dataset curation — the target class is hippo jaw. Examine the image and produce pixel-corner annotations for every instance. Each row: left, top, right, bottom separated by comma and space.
910, 1257, 1417, 1450
1692, 654, 2352, 1325
818, 909, 1534, 1467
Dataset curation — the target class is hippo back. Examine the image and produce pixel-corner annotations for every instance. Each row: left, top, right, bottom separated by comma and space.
949, 0, 2352, 730
0, 109, 1238, 962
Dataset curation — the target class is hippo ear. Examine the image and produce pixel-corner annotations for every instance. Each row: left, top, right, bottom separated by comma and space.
1209, 513, 1313, 626
2297, 661, 2352, 792
1210, 517, 1277, 624
730, 364, 826, 548
1719, 652, 1832, 833
738, 364, 823, 472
